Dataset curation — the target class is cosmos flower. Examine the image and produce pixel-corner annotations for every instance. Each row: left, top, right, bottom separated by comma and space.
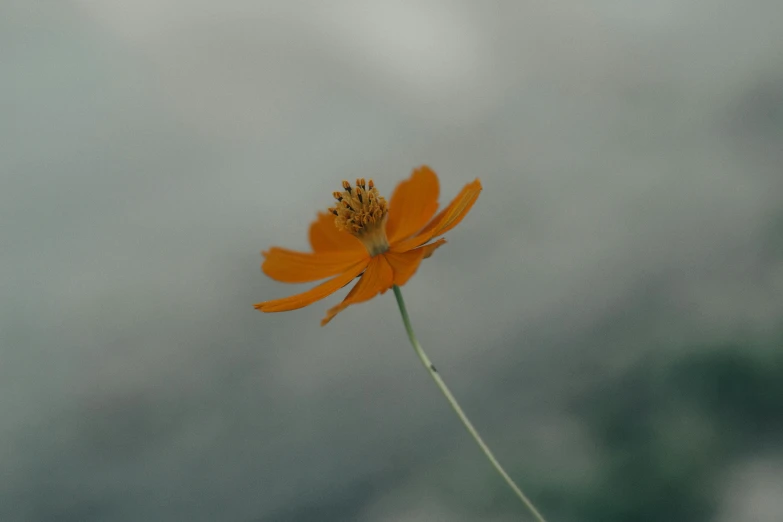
255, 166, 482, 325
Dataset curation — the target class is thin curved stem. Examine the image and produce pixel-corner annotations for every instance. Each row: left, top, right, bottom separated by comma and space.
392, 285, 547, 522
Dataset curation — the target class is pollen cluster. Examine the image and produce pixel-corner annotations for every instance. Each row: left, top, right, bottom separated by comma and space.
329, 178, 390, 256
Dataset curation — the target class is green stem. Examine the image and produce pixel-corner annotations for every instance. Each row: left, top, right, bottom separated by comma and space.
392, 285, 547, 522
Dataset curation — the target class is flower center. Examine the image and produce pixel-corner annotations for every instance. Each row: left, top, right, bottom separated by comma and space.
329, 178, 390, 256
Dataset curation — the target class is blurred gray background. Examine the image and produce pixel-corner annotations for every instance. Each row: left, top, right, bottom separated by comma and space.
2, 1, 783, 521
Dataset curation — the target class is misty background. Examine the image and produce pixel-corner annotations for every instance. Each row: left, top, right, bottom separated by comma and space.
2, 1, 783, 521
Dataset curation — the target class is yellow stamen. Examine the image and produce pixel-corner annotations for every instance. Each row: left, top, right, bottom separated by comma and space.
328, 178, 389, 256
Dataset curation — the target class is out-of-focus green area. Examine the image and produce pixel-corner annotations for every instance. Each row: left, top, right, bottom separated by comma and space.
450, 335, 783, 522
564, 342, 782, 521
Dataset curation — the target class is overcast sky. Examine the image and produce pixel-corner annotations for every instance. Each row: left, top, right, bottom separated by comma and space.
2, 1, 782, 521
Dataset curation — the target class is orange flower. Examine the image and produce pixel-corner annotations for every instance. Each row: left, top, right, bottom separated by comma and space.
255, 166, 482, 325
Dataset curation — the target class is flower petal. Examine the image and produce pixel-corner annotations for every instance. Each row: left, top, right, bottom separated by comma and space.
320, 255, 394, 325
391, 179, 482, 252
255, 259, 369, 313
308, 211, 365, 253
262, 247, 368, 283
420, 237, 446, 259
384, 238, 446, 287
427, 178, 482, 237
385, 166, 440, 244
383, 248, 424, 287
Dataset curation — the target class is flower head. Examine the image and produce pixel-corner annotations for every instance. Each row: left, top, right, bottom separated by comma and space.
255, 166, 482, 325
